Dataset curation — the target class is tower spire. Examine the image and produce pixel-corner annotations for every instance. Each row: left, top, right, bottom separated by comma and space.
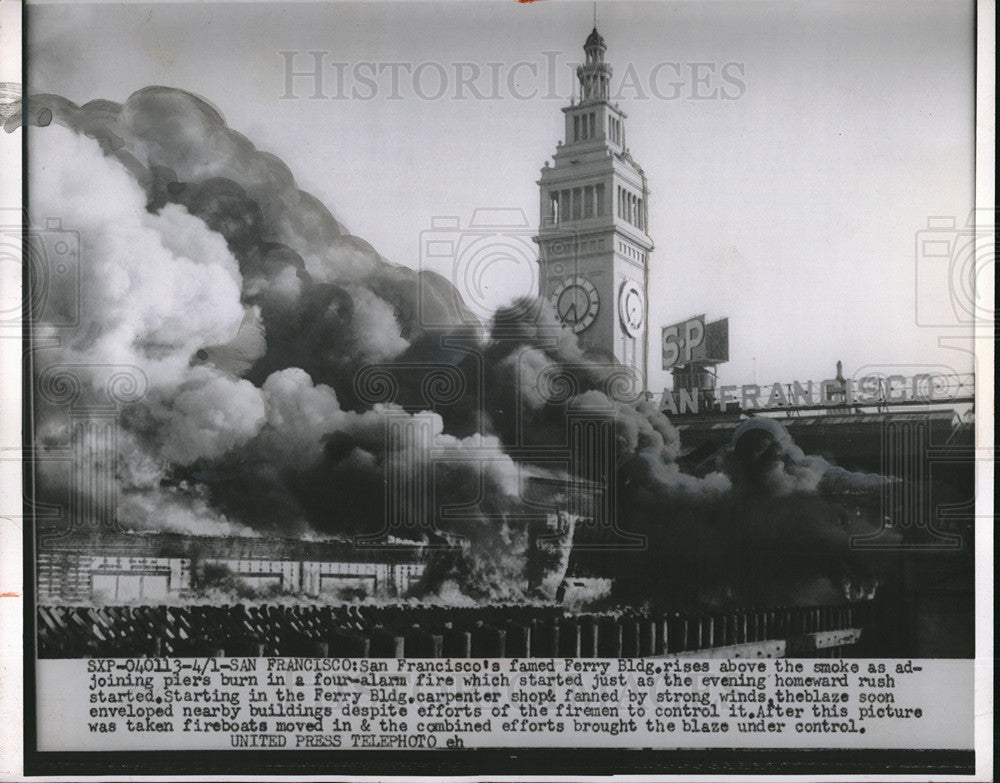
579, 26, 610, 101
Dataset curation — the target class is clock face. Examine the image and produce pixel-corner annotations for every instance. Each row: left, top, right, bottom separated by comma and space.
551, 276, 599, 333
619, 281, 645, 336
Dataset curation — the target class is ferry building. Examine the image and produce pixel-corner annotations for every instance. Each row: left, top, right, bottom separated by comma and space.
536, 27, 654, 387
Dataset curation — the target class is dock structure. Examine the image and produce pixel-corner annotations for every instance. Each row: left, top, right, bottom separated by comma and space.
37, 602, 870, 659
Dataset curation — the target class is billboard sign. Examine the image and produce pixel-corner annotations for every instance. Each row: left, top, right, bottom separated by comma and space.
662, 315, 729, 369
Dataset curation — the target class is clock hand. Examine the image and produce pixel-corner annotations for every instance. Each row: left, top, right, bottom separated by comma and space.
565, 302, 579, 322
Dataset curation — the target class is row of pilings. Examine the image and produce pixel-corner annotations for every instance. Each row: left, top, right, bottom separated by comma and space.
37, 602, 871, 658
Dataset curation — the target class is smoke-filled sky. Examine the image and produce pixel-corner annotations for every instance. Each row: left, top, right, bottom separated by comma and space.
5, 1, 945, 607
22, 0, 977, 393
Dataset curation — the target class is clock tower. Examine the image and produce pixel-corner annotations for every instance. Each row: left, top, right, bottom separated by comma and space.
536, 27, 654, 386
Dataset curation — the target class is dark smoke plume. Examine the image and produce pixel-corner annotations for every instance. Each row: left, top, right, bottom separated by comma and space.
14, 87, 894, 606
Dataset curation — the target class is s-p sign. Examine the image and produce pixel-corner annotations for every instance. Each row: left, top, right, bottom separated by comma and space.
662, 315, 705, 369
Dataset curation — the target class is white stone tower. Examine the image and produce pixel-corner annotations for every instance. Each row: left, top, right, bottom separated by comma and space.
535, 27, 654, 385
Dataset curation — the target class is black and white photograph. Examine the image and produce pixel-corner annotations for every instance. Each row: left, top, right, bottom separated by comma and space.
0, 0, 993, 778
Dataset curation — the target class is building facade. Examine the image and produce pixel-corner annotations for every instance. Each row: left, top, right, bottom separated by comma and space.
36, 532, 433, 604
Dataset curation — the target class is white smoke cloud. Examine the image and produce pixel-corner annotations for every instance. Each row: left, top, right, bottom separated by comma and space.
31, 124, 264, 534
341, 284, 408, 363
31, 126, 246, 386
152, 368, 266, 465
117, 489, 259, 538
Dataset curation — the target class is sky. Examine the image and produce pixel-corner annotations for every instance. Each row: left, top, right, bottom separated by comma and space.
24, 0, 978, 393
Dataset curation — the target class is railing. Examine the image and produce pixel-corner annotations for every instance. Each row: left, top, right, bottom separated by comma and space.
36, 602, 871, 659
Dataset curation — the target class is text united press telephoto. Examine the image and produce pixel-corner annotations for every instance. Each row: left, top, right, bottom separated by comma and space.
7, 0, 991, 779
